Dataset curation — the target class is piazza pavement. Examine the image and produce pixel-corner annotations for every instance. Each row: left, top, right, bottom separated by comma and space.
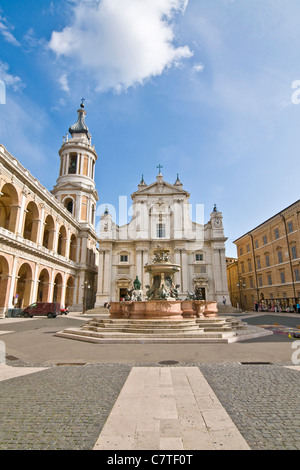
0, 311, 299, 453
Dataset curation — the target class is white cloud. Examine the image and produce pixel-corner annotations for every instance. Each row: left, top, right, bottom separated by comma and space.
193, 63, 205, 73
59, 73, 70, 93
48, 0, 193, 92
0, 14, 20, 46
0, 61, 24, 92
23, 28, 47, 50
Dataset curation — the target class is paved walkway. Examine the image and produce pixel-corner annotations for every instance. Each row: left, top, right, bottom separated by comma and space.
93, 367, 250, 450
1, 312, 300, 451
1, 362, 300, 450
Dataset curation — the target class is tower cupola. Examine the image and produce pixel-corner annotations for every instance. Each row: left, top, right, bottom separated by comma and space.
52, 102, 98, 229
68, 101, 91, 141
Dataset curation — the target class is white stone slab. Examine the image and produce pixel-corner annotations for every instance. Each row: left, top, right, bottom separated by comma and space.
0, 364, 47, 382
93, 367, 251, 450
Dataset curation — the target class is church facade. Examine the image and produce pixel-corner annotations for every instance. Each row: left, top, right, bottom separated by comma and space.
95, 171, 230, 306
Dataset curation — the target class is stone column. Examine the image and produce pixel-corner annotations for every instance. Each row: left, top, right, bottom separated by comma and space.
31, 263, 40, 304
37, 204, 45, 246
181, 249, 188, 293
17, 191, 27, 236
212, 248, 223, 303
143, 249, 150, 288
174, 249, 181, 290
8, 255, 19, 309
60, 272, 67, 309
136, 248, 142, 286
95, 249, 111, 306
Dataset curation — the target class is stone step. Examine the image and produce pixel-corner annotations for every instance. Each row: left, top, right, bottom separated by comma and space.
84, 321, 200, 330
55, 330, 238, 344
87, 327, 204, 335
57, 327, 237, 339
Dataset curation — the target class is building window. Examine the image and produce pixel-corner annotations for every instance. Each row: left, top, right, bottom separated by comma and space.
239, 247, 243, 256
120, 255, 128, 262
246, 244, 250, 252
248, 260, 252, 272
68, 154, 77, 174
195, 253, 203, 261
280, 272, 285, 284
268, 274, 272, 286
266, 255, 270, 267
295, 269, 300, 282
250, 277, 254, 288
288, 221, 293, 233
263, 235, 267, 245
278, 251, 283, 263
258, 276, 262, 287
157, 223, 165, 238
257, 258, 261, 270
274, 228, 279, 239
255, 240, 259, 249
291, 245, 297, 260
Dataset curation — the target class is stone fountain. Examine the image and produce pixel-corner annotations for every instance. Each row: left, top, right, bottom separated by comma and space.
56, 248, 271, 343
109, 248, 217, 319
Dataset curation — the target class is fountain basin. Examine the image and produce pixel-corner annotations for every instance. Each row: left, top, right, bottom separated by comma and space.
110, 300, 218, 319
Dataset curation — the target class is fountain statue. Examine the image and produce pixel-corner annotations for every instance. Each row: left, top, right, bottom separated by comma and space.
144, 249, 180, 300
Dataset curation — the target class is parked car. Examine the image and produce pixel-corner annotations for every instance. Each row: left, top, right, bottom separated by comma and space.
60, 307, 69, 315
21, 302, 60, 318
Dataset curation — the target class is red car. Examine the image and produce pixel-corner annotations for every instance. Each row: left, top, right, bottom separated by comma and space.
60, 307, 69, 315
22, 302, 60, 318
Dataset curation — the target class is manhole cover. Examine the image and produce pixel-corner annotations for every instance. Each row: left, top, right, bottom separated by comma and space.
5, 355, 18, 361
240, 362, 273, 365
56, 363, 86, 367
158, 360, 179, 365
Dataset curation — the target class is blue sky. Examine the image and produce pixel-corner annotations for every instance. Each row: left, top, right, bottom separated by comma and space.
0, 0, 300, 257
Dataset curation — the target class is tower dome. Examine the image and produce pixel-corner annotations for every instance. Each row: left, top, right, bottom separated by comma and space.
51, 102, 98, 229
68, 101, 90, 139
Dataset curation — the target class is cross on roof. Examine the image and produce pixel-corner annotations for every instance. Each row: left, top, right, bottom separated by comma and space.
157, 164, 163, 174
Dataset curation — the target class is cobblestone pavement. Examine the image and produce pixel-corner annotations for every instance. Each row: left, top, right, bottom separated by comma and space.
200, 363, 300, 450
0, 361, 299, 450
0, 363, 131, 450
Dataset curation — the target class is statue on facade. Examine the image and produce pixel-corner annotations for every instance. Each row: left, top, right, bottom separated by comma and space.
133, 276, 141, 290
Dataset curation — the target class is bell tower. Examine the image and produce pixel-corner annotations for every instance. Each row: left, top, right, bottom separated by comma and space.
52, 101, 98, 229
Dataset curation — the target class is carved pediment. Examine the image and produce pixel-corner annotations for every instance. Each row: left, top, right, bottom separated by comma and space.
132, 180, 189, 198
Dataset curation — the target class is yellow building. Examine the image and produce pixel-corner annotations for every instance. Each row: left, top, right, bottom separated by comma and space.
233, 200, 300, 312
226, 257, 240, 309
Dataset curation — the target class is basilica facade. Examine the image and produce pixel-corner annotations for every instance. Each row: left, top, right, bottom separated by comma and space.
95, 171, 230, 307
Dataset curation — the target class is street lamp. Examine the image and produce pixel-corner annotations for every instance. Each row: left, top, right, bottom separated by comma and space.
237, 278, 246, 311
82, 281, 91, 314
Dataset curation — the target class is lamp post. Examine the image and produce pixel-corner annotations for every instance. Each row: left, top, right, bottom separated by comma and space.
237, 278, 246, 311
82, 281, 91, 314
